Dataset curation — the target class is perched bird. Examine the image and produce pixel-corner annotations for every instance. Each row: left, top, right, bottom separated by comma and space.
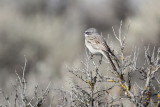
84, 28, 119, 71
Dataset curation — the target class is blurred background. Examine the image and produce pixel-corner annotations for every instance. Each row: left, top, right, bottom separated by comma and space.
0, 0, 160, 106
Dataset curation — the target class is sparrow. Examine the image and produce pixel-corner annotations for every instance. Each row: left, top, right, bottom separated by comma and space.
84, 28, 119, 71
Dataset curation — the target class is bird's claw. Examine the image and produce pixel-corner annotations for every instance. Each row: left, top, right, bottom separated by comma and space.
89, 54, 93, 60
99, 55, 103, 64
99, 59, 102, 64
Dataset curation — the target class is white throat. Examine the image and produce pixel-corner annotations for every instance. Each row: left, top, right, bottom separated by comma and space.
85, 34, 89, 37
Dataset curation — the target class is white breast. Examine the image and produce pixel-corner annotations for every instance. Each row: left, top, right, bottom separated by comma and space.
85, 39, 101, 55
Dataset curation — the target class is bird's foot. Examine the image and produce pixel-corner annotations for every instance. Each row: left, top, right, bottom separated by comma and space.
99, 59, 102, 64
89, 54, 93, 60
99, 55, 103, 64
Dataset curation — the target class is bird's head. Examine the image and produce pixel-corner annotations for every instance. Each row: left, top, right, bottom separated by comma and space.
84, 28, 98, 37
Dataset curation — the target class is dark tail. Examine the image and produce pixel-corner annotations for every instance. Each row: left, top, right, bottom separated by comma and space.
101, 50, 117, 71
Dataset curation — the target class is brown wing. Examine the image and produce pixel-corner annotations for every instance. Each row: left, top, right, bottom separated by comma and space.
86, 35, 120, 68
86, 35, 107, 51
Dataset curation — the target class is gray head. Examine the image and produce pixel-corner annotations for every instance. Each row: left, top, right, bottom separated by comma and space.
84, 28, 98, 36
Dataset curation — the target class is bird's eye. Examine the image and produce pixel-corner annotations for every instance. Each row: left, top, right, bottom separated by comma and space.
85, 32, 90, 35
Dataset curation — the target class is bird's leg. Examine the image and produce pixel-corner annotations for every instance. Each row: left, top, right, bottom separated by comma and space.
89, 54, 94, 60
99, 54, 103, 64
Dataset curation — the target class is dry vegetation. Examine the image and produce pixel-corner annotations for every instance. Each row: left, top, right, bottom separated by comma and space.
0, 0, 160, 107
65, 22, 160, 107
1, 22, 160, 107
